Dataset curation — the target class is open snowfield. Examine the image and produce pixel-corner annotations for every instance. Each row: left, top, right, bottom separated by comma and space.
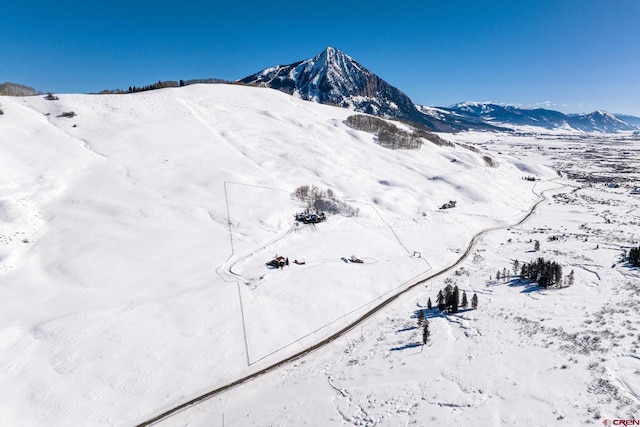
1, 84, 638, 426
167, 131, 640, 427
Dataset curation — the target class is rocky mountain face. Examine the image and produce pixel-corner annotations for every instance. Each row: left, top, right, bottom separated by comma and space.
238, 48, 637, 133
238, 47, 482, 132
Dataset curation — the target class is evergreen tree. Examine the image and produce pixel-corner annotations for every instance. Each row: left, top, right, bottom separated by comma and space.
417, 309, 425, 327
567, 269, 575, 287
461, 291, 468, 309
630, 247, 640, 267
444, 284, 453, 300
513, 259, 520, 276
519, 257, 562, 288
427, 297, 432, 310
422, 320, 430, 345
496, 270, 501, 282
451, 286, 460, 313
471, 293, 478, 310
436, 290, 445, 311
534, 240, 541, 251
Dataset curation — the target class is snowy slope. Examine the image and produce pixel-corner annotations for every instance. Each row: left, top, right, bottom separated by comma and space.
163, 133, 640, 427
0, 84, 555, 426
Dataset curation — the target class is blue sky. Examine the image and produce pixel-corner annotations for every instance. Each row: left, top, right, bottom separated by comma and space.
2, 0, 639, 115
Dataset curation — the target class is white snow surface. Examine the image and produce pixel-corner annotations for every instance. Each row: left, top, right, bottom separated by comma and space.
3, 84, 638, 426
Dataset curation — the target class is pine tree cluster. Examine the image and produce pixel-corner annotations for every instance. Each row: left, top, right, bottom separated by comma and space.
519, 257, 563, 288
436, 285, 477, 313
128, 80, 179, 93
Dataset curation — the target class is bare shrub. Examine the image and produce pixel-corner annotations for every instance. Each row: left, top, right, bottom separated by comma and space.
0, 82, 38, 96
293, 185, 358, 217
345, 115, 422, 150
483, 155, 498, 167
413, 129, 455, 147
58, 111, 76, 118
458, 143, 480, 153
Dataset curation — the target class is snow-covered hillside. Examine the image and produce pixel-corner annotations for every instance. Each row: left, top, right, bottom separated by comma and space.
168, 132, 640, 427
0, 84, 558, 426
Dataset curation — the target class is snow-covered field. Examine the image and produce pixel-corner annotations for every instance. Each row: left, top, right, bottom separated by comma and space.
1, 84, 638, 426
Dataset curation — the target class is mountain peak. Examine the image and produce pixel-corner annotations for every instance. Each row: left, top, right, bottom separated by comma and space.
321, 46, 338, 56
238, 47, 435, 128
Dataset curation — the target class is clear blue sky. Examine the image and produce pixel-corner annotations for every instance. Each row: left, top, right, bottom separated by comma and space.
2, 0, 639, 115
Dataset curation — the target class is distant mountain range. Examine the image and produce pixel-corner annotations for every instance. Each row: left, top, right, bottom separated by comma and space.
238, 47, 639, 133
422, 102, 638, 133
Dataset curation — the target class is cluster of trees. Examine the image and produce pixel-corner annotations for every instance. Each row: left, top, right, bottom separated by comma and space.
127, 80, 180, 93
519, 257, 563, 288
416, 285, 478, 346
98, 78, 231, 95
482, 155, 498, 168
294, 185, 334, 202
293, 185, 358, 216
456, 142, 480, 153
0, 82, 39, 96
427, 284, 478, 314
97, 88, 128, 95
498, 258, 574, 288
413, 128, 455, 147
345, 115, 423, 150
630, 246, 640, 267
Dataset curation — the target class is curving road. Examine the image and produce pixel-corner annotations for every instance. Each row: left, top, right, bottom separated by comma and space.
134, 181, 563, 427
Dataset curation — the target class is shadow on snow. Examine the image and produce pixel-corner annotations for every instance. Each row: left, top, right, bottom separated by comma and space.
390, 342, 422, 351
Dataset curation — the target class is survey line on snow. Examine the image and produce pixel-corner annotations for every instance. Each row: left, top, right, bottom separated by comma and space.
236, 281, 250, 366
133, 181, 566, 427
361, 201, 412, 255
223, 182, 235, 255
